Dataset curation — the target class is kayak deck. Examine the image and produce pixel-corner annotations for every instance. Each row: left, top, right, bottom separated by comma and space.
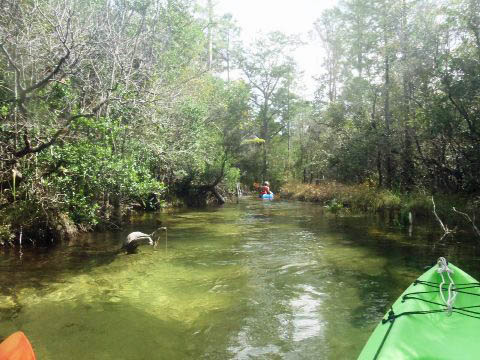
358, 263, 480, 359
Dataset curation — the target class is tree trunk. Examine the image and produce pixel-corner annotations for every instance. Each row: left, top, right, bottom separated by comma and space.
400, 0, 415, 191
260, 102, 269, 181
112, 194, 122, 225
377, 150, 383, 187
262, 142, 267, 182
207, 0, 213, 71
383, 25, 393, 189
211, 186, 225, 205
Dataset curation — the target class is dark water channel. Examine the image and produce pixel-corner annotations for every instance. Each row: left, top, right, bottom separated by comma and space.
1, 198, 479, 359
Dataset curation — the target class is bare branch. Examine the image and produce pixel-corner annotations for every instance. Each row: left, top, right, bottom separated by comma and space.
432, 196, 455, 240
0, 43, 25, 92
453, 207, 480, 238
448, 93, 479, 139
22, 49, 70, 96
13, 97, 107, 159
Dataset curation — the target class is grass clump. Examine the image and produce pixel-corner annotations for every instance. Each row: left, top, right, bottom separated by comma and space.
281, 182, 427, 214
281, 182, 350, 203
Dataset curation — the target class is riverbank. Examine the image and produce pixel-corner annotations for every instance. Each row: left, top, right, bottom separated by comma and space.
280, 182, 478, 230
0, 185, 235, 247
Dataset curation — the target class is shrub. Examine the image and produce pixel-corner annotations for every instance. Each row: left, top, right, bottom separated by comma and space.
0, 223, 14, 246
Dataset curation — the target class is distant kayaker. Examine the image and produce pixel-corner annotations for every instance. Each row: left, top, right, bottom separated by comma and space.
259, 181, 272, 197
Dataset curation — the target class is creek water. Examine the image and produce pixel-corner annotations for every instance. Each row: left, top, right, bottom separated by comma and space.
1, 198, 479, 359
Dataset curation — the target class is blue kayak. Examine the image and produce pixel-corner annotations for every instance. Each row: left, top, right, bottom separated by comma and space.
261, 193, 274, 200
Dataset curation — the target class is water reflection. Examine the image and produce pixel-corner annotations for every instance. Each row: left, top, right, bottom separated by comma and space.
290, 285, 324, 342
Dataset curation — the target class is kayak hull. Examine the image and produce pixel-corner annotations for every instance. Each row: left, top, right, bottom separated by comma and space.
358, 263, 480, 359
0, 332, 36, 360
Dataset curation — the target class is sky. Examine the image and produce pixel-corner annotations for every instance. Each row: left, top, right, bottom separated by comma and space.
213, 0, 338, 99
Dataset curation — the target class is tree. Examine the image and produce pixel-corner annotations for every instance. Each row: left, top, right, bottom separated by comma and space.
306, 0, 480, 194
0, 0, 233, 241
237, 31, 299, 183
313, 8, 345, 103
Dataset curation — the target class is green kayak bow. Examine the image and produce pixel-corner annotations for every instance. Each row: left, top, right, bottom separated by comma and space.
358, 258, 480, 360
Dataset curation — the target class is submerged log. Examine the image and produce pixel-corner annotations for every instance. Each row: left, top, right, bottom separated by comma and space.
122, 227, 167, 254
177, 182, 226, 207
211, 186, 225, 205
123, 232, 153, 254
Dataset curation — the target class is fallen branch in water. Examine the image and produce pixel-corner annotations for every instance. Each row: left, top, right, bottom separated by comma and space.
432, 196, 456, 241
123, 226, 167, 253
452, 207, 480, 239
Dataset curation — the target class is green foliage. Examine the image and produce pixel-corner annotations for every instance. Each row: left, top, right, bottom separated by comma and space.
2, 191, 74, 242
38, 138, 165, 225
0, 105, 9, 117
224, 166, 241, 192
325, 198, 343, 217
0, 223, 14, 246
403, 194, 433, 218
241, 138, 265, 145
373, 192, 402, 211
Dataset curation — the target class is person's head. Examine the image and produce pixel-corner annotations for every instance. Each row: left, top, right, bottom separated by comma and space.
264, 181, 269, 186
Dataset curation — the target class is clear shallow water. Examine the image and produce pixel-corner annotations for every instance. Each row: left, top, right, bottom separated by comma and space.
1, 199, 480, 359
